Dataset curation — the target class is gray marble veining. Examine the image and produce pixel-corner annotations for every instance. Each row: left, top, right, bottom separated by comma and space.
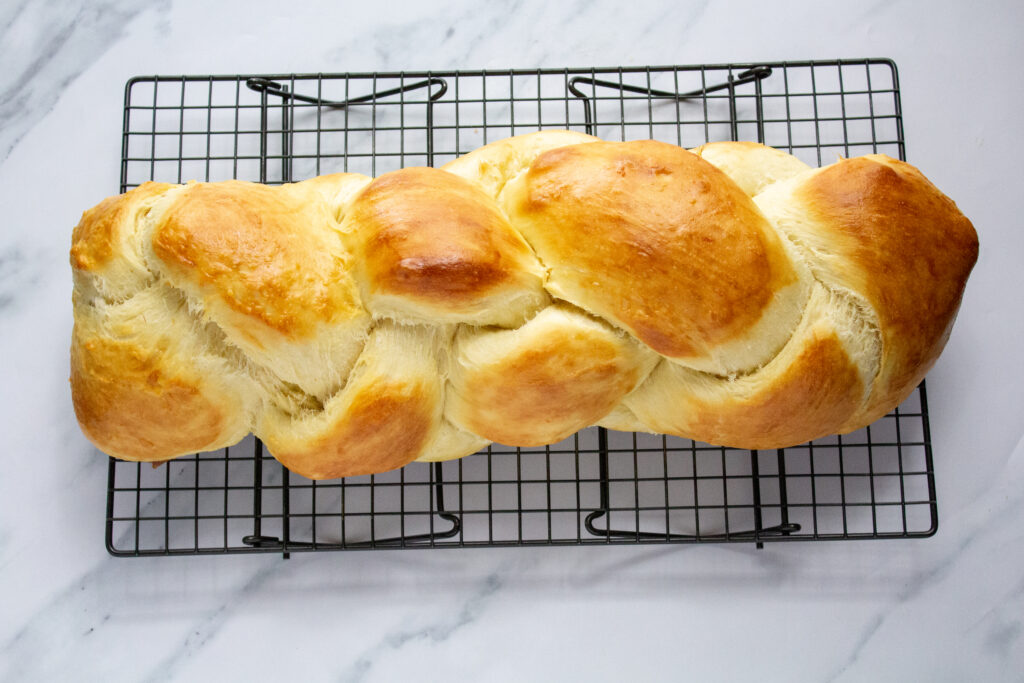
0, 1, 1022, 681
0, 1, 150, 164
340, 571, 506, 683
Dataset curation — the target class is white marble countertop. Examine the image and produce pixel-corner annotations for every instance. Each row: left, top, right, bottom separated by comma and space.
2, 1, 1022, 680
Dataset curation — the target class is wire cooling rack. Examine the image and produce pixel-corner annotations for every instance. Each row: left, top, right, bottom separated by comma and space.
107, 60, 937, 557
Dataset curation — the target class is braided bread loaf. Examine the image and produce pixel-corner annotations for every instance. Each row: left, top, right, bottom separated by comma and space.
69, 131, 978, 479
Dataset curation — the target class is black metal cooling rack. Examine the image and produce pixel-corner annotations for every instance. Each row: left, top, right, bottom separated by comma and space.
107, 60, 937, 557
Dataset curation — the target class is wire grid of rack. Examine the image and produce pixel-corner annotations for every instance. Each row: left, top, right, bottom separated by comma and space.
107, 60, 937, 557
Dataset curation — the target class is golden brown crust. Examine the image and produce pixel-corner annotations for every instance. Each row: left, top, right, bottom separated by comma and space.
152, 181, 362, 339
259, 321, 442, 479
672, 334, 863, 449
266, 379, 435, 479
70, 182, 172, 271
502, 140, 802, 367
624, 284, 874, 449
344, 167, 545, 324
68, 133, 978, 475
70, 332, 227, 461
447, 306, 655, 446
795, 156, 978, 425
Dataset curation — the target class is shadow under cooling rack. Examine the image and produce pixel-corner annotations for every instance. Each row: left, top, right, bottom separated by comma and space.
107, 60, 935, 557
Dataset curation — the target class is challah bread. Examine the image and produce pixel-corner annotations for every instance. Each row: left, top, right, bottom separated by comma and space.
69, 131, 978, 478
